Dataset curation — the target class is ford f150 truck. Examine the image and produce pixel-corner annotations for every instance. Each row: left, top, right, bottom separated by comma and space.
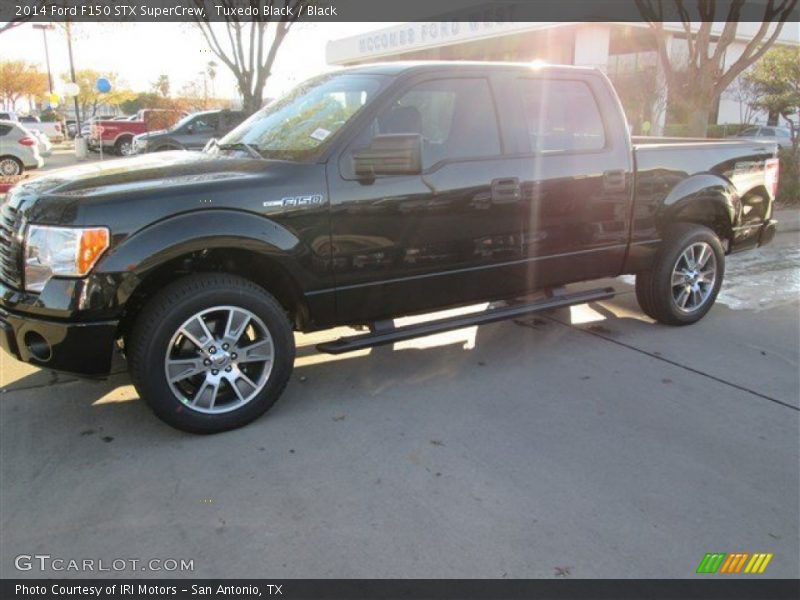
0, 63, 779, 433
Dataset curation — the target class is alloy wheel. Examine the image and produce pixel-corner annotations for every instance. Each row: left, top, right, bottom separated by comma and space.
0, 158, 21, 176
671, 242, 717, 313
164, 306, 274, 414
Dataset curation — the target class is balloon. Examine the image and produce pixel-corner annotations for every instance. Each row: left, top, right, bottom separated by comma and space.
62, 82, 80, 97
49, 93, 59, 108
95, 77, 111, 93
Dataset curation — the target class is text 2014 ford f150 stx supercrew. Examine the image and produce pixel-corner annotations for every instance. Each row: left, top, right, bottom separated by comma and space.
0, 62, 780, 433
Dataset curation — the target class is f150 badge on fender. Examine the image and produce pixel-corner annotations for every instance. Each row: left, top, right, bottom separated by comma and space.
263, 194, 324, 208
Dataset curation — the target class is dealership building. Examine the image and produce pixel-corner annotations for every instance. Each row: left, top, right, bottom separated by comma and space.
327, 21, 799, 135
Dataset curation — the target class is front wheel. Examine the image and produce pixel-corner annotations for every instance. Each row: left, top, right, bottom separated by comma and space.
635, 223, 725, 325
127, 274, 295, 433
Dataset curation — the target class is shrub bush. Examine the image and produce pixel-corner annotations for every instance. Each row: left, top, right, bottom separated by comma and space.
777, 147, 800, 206
707, 123, 752, 138
662, 123, 752, 138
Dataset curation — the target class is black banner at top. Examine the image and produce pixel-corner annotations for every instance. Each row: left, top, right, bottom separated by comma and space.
1, 0, 799, 23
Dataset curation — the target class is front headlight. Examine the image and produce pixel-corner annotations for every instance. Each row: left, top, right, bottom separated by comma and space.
24, 225, 110, 292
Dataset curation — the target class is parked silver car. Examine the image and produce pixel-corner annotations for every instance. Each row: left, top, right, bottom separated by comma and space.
0, 120, 44, 175
733, 126, 795, 149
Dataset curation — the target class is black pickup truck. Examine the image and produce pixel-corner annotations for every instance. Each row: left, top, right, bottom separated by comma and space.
0, 62, 779, 433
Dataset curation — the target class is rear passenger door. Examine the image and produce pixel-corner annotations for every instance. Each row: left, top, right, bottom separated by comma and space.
329, 73, 528, 323
508, 74, 633, 288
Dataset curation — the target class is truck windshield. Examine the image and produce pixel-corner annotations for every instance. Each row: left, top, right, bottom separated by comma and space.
214, 73, 385, 161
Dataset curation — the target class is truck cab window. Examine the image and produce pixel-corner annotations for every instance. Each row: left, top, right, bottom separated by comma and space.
518, 79, 606, 153
372, 78, 501, 169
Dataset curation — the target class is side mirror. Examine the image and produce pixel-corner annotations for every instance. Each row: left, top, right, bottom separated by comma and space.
352, 133, 422, 178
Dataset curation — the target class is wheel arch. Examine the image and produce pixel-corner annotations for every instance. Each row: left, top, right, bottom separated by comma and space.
657, 173, 738, 244
96, 210, 314, 339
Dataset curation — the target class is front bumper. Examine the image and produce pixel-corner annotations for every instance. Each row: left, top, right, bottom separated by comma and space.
0, 306, 117, 377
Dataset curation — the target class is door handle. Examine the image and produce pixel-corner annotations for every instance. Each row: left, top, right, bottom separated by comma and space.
603, 170, 627, 192
491, 177, 521, 203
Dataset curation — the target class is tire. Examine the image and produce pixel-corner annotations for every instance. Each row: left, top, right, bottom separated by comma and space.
0, 156, 23, 176
115, 136, 134, 156
127, 273, 295, 433
635, 223, 725, 326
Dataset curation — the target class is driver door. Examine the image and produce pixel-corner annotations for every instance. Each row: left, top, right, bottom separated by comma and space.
179, 114, 219, 150
328, 73, 527, 324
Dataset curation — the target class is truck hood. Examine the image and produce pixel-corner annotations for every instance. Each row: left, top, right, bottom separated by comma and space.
16, 151, 266, 199
135, 129, 169, 141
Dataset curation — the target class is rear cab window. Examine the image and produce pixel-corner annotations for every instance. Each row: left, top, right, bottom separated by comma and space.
516, 78, 607, 153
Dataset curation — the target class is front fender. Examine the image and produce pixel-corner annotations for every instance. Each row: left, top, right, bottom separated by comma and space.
93, 209, 307, 308
97, 209, 300, 275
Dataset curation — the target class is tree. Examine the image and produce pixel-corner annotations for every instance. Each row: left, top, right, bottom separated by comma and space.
746, 46, 800, 148
152, 74, 171, 98
636, 0, 797, 136
747, 46, 800, 204
0, 60, 48, 110
62, 69, 135, 117
192, 0, 307, 114
206, 60, 218, 98
120, 92, 172, 115
723, 71, 760, 125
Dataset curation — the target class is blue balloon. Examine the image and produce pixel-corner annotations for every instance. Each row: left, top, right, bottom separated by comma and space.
95, 78, 111, 93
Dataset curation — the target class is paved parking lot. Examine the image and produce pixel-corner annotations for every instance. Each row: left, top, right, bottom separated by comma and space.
1, 231, 798, 579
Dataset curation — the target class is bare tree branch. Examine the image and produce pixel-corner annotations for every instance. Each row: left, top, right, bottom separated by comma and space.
637, 0, 798, 136
191, 0, 305, 114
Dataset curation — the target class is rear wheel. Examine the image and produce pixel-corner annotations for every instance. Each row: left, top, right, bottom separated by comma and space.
635, 223, 725, 325
0, 156, 23, 176
128, 274, 295, 433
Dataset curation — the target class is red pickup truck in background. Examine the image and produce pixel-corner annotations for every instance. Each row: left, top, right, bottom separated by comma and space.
90, 109, 186, 156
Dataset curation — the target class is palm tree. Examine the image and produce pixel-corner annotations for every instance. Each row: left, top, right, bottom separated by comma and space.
206, 61, 217, 99
152, 74, 170, 98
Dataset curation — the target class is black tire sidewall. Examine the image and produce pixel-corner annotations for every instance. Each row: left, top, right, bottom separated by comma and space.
651, 224, 725, 325
130, 276, 295, 433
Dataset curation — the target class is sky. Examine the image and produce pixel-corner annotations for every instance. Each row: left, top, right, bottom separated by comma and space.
0, 22, 386, 108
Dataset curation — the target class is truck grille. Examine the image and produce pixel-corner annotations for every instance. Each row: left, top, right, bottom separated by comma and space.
0, 203, 22, 289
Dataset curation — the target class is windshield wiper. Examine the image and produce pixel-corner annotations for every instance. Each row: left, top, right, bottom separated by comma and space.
217, 142, 263, 159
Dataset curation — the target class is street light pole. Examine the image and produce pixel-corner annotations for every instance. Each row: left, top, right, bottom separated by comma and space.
32, 24, 54, 97
65, 21, 82, 136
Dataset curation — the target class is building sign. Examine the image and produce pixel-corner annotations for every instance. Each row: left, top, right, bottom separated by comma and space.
328, 21, 557, 64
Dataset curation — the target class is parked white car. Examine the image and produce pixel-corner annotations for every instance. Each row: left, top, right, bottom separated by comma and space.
0, 120, 43, 175
20, 116, 65, 143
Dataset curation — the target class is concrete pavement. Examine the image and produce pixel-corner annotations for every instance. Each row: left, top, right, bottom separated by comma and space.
0, 233, 798, 579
